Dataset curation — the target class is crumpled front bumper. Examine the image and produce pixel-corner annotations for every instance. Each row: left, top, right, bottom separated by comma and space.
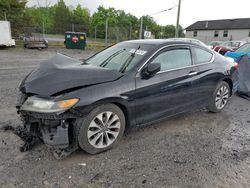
19, 111, 75, 149
16, 92, 82, 151
17, 109, 81, 159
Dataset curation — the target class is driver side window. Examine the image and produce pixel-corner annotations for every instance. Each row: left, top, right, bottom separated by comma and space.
151, 48, 192, 71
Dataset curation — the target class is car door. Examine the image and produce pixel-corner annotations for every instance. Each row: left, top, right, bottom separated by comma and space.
191, 46, 219, 107
134, 45, 200, 125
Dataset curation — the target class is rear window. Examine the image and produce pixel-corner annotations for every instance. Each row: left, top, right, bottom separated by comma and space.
194, 47, 213, 64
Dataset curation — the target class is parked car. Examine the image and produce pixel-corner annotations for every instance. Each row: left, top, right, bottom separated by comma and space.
207, 41, 222, 49
213, 41, 245, 55
225, 42, 250, 62
16, 39, 237, 158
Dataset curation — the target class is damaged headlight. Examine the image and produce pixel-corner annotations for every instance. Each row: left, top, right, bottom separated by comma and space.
21, 96, 79, 113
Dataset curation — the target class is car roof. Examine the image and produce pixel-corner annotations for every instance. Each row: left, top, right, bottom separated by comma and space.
122, 38, 203, 46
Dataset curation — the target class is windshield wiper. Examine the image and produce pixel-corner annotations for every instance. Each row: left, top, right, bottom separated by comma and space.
119, 45, 141, 73
81, 59, 88, 65
99, 49, 125, 68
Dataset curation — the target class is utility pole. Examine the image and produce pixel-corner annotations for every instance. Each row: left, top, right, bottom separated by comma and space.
4, 12, 7, 20
94, 26, 97, 42
139, 17, 143, 39
105, 18, 108, 47
129, 22, 132, 40
42, 22, 45, 38
175, 0, 182, 38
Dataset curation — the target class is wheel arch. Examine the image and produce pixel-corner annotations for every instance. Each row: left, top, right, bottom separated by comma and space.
77, 97, 134, 131
222, 77, 233, 96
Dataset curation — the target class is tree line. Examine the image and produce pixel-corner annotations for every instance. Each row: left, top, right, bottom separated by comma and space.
0, 0, 184, 39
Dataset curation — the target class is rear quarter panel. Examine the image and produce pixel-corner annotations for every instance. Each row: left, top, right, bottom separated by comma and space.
195, 53, 234, 106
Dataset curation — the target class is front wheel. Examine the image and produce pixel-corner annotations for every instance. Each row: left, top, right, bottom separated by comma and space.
77, 104, 125, 154
208, 81, 230, 113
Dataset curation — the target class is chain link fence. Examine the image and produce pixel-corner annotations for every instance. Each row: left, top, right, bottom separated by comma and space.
22, 23, 179, 48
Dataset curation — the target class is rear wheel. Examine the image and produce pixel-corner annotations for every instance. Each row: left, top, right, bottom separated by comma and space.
208, 81, 230, 113
77, 104, 125, 154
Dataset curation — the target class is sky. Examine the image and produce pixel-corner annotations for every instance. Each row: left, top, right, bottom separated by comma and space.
27, 0, 250, 28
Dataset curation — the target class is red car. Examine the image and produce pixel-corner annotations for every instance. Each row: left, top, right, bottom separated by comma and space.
213, 41, 245, 55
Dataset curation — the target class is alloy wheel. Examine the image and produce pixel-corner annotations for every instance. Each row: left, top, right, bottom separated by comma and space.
215, 85, 229, 110
87, 111, 121, 149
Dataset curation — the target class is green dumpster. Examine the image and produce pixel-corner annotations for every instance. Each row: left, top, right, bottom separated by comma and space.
64, 31, 86, 49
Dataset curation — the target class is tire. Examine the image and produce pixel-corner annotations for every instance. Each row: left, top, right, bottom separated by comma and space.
208, 81, 230, 113
76, 104, 125, 154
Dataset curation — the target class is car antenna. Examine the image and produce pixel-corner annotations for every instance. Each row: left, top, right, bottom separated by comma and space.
131, 45, 141, 57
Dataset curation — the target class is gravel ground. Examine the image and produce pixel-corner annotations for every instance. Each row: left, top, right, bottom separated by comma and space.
0, 47, 249, 188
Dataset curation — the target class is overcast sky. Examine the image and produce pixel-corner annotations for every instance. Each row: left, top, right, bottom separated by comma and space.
27, 0, 250, 28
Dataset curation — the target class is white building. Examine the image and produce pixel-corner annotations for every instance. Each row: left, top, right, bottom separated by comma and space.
185, 18, 250, 44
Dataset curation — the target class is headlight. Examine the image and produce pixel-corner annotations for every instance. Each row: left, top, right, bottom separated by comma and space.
21, 96, 79, 113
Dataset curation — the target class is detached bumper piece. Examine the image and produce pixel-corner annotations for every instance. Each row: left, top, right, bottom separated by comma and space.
41, 120, 69, 148
41, 120, 79, 159
19, 112, 80, 159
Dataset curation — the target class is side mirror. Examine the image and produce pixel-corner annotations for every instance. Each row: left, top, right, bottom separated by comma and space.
141, 63, 161, 78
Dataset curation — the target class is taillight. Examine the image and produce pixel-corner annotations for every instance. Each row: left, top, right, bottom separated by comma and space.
233, 62, 239, 70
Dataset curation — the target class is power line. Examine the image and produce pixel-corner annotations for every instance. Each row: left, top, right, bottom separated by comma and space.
149, 6, 177, 16
139, 6, 177, 39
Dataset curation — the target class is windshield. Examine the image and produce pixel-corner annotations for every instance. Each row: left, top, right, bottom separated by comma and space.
84, 43, 152, 72
236, 43, 250, 52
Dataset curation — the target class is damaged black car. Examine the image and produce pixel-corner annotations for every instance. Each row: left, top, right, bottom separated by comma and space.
16, 39, 238, 158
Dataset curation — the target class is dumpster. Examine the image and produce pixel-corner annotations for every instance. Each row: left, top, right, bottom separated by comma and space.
64, 32, 86, 49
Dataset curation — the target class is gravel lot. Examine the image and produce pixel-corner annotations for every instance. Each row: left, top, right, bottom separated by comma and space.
0, 47, 249, 188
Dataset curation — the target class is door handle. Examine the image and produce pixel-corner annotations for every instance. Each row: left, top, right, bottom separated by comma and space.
188, 71, 198, 76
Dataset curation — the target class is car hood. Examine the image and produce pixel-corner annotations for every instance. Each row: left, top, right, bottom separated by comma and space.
225, 51, 250, 62
20, 53, 123, 96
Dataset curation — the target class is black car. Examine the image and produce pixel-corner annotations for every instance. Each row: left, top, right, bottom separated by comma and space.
17, 39, 237, 158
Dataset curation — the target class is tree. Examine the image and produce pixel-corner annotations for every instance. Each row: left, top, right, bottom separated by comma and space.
0, 0, 27, 37
161, 25, 185, 38
90, 6, 140, 40
90, 6, 119, 38
126, 13, 139, 39
163, 25, 176, 38
110, 10, 132, 41
23, 6, 55, 34
71, 4, 90, 33
142, 15, 157, 31
53, 0, 71, 34
178, 25, 185, 37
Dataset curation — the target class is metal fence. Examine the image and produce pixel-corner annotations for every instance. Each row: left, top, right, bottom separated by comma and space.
23, 23, 180, 47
